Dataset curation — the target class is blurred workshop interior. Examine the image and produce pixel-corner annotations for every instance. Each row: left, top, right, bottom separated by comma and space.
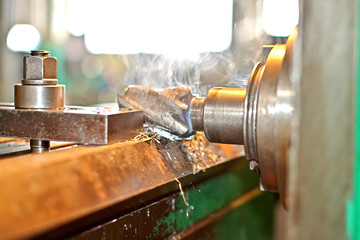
0, 0, 298, 105
0, 0, 357, 239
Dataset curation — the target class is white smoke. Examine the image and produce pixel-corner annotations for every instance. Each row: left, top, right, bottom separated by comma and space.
118, 51, 250, 97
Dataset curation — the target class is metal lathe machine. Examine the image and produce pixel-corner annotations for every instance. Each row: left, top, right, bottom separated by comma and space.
0, 0, 357, 239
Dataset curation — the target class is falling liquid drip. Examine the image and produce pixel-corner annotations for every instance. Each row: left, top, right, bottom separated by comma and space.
186, 205, 195, 217
175, 178, 189, 216
171, 198, 176, 211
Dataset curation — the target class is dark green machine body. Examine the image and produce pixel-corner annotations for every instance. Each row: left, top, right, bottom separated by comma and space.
68, 157, 275, 240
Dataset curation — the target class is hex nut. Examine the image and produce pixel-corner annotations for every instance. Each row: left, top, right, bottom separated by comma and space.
23, 55, 57, 80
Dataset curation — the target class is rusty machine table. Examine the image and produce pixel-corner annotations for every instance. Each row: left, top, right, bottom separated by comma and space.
0, 134, 274, 240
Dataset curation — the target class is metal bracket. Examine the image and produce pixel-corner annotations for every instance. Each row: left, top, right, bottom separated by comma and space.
0, 50, 143, 152
0, 105, 143, 145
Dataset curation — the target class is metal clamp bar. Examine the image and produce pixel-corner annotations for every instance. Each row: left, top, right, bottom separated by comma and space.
0, 106, 143, 144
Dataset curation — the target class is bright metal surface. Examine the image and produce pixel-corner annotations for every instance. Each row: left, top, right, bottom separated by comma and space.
243, 30, 297, 206
256, 44, 287, 193
15, 50, 64, 109
0, 106, 143, 144
244, 62, 263, 163
29, 139, 50, 153
14, 84, 65, 109
193, 88, 246, 144
120, 86, 247, 144
119, 86, 194, 137
190, 97, 205, 131
273, 30, 297, 207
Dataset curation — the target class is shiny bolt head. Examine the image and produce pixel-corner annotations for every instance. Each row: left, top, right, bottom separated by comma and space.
23, 52, 57, 80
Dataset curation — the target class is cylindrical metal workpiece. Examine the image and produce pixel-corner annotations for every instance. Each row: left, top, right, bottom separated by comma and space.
30, 140, 50, 153
190, 98, 205, 131
195, 88, 246, 144
14, 84, 65, 109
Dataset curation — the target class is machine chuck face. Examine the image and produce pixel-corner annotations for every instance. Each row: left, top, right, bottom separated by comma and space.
249, 28, 297, 207
190, 28, 298, 207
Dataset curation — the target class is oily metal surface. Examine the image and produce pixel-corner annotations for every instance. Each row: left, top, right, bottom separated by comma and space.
202, 88, 246, 144
0, 134, 243, 240
0, 106, 143, 144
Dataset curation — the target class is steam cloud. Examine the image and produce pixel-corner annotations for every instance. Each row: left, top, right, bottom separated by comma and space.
118, 52, 250, 97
